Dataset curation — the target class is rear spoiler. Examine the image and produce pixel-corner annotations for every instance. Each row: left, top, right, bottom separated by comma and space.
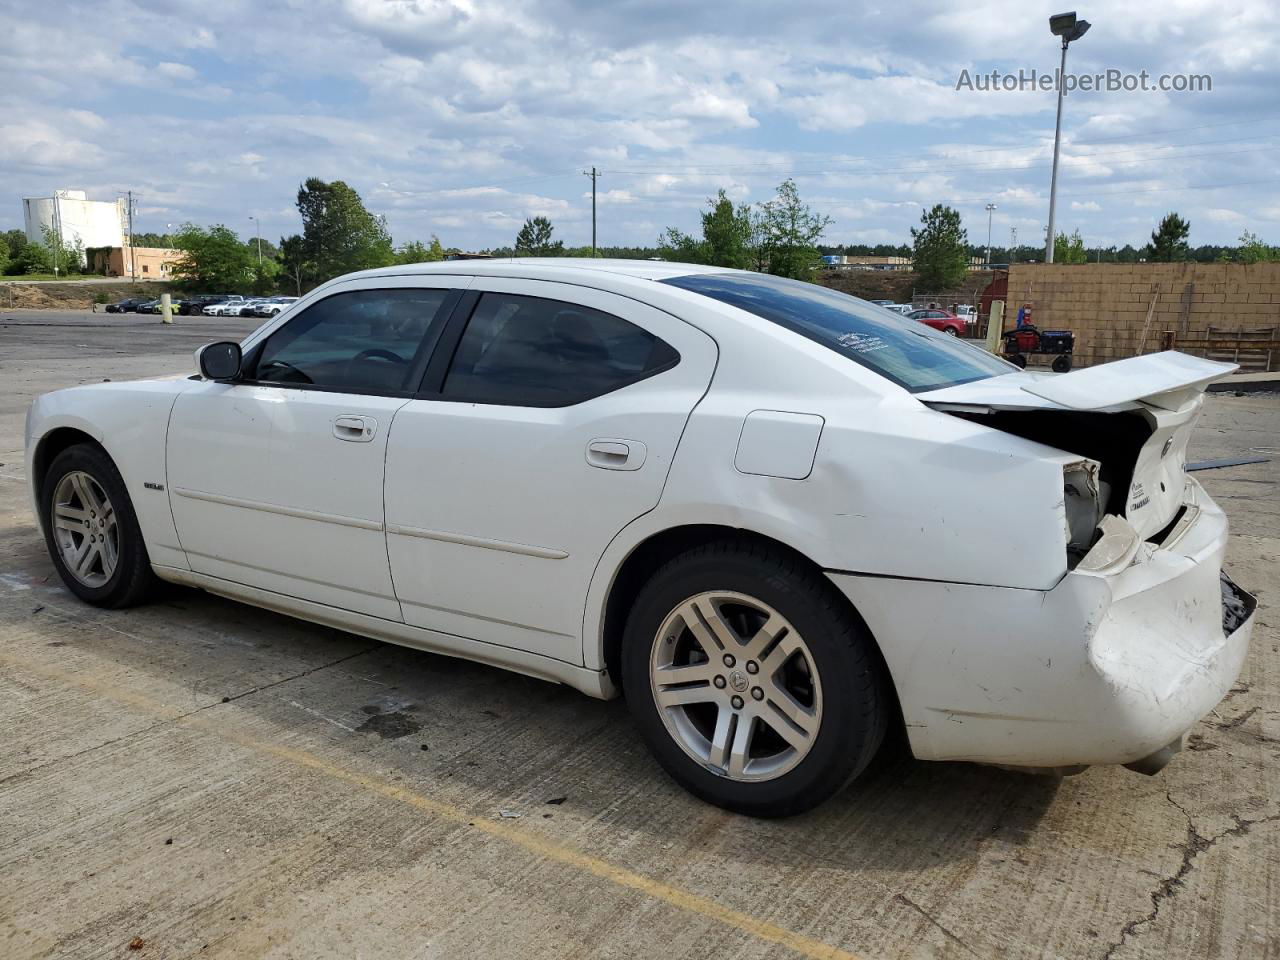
1020, 352, 1238, 411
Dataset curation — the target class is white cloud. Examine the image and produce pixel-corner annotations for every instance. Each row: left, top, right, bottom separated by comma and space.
0, 0, 1274, 248
156, 62, 198, 82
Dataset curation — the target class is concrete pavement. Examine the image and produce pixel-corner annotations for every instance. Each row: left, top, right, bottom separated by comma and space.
1, 309, 1277, 959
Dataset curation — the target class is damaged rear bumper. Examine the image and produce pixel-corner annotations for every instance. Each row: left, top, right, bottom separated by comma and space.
828, 478, 1256, 771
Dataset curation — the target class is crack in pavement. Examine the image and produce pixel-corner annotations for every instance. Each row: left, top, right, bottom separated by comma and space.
893, 893, 980, 958
1100, 793, 1280, 959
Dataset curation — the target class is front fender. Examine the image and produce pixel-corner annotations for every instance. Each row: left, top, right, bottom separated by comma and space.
26, 380, 194, 569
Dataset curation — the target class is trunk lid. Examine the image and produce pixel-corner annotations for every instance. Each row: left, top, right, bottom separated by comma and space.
918, 352, 1239, 539
918, 351, 1237, 413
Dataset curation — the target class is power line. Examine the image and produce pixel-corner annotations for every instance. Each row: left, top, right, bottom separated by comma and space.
600, 142, 1277, 186
599, 128, 1280, 175
856, 176, 1280, 209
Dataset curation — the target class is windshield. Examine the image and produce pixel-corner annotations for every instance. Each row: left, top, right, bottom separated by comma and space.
663, 272, 1012, 392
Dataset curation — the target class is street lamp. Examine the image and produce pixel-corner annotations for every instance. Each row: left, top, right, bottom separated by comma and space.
248, 216, 263, 264
985, 203, 997, 265
1044, 10, 1091, 263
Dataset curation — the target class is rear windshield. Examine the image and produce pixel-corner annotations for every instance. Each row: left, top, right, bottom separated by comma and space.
663, 272, 1011, 392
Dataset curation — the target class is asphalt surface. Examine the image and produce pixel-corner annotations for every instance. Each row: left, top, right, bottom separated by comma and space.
1, 308, 1277, 959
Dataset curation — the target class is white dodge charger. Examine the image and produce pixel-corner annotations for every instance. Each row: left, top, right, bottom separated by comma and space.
25, 259, 1256, 815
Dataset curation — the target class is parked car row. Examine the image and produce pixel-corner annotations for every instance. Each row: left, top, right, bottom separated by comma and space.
871, 301, 975, 336
204, 296, 299, 317
104, 294, 299, 318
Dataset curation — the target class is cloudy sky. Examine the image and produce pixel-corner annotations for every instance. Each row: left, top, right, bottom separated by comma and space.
3, 0, 1277, 253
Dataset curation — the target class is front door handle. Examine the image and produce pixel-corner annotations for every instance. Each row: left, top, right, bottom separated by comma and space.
334, 415, 377, 442
586, 438, 646, 471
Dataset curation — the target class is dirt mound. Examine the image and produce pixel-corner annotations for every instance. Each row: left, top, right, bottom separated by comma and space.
1, 281, 173, 310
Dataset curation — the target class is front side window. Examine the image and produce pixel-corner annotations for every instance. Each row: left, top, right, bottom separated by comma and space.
253, 288, 453, 393
442, 292, 679, 406
663, 272, 1011, 392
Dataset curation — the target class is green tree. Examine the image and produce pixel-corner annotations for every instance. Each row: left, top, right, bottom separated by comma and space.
295, 178, 395, 286
756, 179, 831, 280
395, 235, 446, 264
244, 236, 279, 261
12, 240, 53, 275
40, 225, 85, 274
171, 223, 256, 290
659, 190, 755, 269
3, 229, 27, 260
1149, 212, 1191, 262
911, 204, 969, 288
130, 231, 177, 248
278, 234, 310, 296
1054, 230, 1087, 264
514, 216, 564, 256
1237, 230, 1275, 264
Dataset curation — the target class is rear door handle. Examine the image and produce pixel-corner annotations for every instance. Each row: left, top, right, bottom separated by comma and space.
586, 438, 646, 471
334, 415, 377, 442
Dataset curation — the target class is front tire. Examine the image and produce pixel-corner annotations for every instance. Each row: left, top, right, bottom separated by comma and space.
621, 540, 888, 816
41, 443, 157, 608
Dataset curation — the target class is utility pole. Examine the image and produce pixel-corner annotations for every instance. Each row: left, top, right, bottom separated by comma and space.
127, 191, 137, 281
1009, 226, 1018, 263
50, 192, 61, 278
582, 167, 600, 256
985, 203, 997, 265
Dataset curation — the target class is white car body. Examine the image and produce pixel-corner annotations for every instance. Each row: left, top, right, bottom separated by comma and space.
256, 297, 299, 317
204, 297, 250, 316
25, 259, 1255, 778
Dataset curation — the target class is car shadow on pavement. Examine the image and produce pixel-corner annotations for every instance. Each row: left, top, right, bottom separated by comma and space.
2, 524, 1060, 875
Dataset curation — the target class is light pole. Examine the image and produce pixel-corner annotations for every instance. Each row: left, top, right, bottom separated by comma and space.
249, 216, 263, 264
1009, 226, 1018, 263
1044, 11, 1091, 263
985, 203, 997, 265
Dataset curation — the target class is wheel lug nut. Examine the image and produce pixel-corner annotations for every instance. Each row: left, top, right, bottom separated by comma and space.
722, 654, 735, 668
751, 687, 764, 701
745, 661, 758, 674
713, 676, 727, 689
731, 695, 744, 710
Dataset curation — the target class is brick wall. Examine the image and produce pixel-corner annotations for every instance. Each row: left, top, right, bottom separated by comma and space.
1004, 262, 1280, 367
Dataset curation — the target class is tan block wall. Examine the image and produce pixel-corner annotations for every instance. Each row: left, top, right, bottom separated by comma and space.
1004, 262, 1280, 367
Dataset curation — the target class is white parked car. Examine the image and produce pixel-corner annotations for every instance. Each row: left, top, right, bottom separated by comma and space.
254, 296, 299, 317
24, 259, 1256, 815
204, 297, 252, 317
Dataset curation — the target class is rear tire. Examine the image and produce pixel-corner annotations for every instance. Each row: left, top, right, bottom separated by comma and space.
621, 539, 888, 817
41, 443, 158, 608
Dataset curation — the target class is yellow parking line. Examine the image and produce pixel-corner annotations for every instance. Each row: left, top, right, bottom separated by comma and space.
2, 653, 863, 960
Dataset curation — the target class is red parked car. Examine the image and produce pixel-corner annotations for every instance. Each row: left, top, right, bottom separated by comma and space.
906, 308, 967, 336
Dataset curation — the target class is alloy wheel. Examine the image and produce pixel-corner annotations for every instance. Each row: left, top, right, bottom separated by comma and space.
649, 591, 823, 782
51, 471, 119, 588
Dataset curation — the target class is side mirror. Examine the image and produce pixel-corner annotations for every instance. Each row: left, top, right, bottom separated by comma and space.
196, 341, 242, 381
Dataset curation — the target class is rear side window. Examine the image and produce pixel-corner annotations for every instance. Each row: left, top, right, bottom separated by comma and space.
663, 273, 1010, 392
253, 288, 453, 393
442, 292, 679, 406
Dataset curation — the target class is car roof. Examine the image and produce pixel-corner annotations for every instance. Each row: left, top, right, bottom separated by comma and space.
350, 257, 726, 283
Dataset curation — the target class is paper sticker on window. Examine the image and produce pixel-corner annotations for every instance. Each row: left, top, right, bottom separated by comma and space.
837, 332, 889, 353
